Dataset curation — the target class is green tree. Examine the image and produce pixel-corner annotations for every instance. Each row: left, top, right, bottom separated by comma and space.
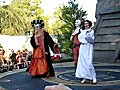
0, 0, 50, 35
15, 0, 45, 35
50, 8, 62, 35
59, 0, 87, 55
0, 1, 28, 35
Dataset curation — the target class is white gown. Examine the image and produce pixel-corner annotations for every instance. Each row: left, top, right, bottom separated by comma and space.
75, 29, 96, 80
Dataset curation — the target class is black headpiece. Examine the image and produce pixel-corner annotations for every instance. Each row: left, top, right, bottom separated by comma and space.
31, 19, 44, 28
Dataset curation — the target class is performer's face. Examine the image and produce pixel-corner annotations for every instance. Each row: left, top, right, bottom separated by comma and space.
35, 24, 41, 31
75, 20, 81, 27
34, 24, 43, 35
84, 21, 89, 29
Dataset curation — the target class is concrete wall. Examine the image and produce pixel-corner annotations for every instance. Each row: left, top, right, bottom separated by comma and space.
94, 0, 120, 63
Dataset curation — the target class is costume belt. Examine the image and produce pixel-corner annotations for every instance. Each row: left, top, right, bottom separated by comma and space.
81, 43, 87, 45
72, 43, 80, 48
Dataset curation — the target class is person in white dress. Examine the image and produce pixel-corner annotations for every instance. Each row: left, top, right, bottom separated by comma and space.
75, 20, 97, 84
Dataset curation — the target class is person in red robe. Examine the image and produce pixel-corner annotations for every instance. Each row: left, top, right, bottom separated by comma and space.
70, 20, 81, 73
27, 19, 60, 78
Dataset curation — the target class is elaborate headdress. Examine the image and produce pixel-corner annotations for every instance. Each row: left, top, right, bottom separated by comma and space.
31, 19, 44, 28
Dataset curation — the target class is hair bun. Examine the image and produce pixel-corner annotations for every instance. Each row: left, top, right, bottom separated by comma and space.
31, 19, 44, 28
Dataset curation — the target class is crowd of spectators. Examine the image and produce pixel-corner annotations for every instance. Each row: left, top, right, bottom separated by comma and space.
0, 48, 32, 72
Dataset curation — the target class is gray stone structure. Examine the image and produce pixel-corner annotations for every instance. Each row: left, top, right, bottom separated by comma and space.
94, 0, 120, 63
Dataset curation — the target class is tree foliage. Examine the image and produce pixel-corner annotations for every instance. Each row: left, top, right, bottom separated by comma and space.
50, 8, 62, 35
0, 1, 28, 35
0, 0, 50, 35
58, 0, 87, 55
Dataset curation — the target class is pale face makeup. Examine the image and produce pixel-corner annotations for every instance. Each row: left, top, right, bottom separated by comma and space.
34, 24, 41, 31
75, 20, 81, 27
34, 24, 43, 37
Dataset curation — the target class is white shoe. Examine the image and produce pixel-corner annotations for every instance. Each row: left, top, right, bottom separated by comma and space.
92, 79, 97, 84
81, 79, 86, 83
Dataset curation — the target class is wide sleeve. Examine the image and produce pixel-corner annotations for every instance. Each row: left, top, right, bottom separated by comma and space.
45, 31, 59, 53
85, 30, 94, 44
30, 35, 38, 49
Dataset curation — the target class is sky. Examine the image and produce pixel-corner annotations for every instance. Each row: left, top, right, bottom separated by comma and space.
0, 0, 97, 22
0, 0, 11, 5
40, 0, 98, 22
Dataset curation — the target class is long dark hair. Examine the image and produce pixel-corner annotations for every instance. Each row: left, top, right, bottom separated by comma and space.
85, 20, 92, 28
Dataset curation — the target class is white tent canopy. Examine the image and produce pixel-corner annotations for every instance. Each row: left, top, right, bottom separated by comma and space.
0, 35, 33, 52
0, 35, 58, 53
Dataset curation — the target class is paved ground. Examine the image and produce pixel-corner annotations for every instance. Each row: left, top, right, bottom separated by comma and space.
0, 62, 120, 90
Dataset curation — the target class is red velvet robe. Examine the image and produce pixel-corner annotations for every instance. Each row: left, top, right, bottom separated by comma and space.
72, 33, 80, 64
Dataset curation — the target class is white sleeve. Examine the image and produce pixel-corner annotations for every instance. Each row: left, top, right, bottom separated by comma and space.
85, 30, 94, 43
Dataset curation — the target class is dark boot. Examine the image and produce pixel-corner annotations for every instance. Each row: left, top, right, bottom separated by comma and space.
74, 63, 77, 72
72, 63, 77, 76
